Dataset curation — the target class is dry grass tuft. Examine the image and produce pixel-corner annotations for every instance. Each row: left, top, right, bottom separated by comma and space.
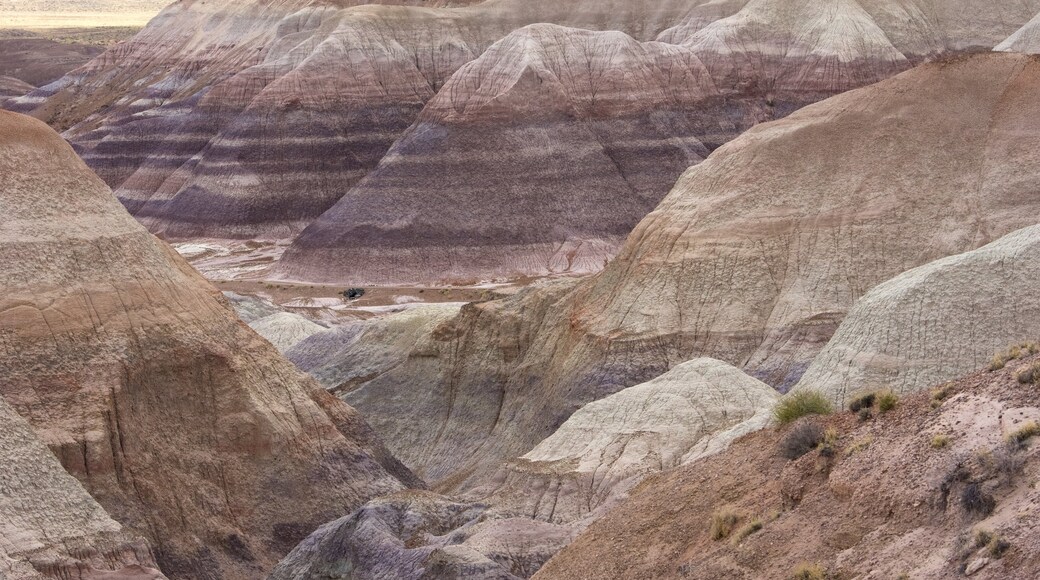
774, 391, 833, 424
789, 562, 827, 580
931, 434, 950, 449
709, 507, 740, 541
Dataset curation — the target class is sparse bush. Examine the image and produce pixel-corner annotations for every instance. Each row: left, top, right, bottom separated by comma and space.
988, 537, 1011, 558
732, 518, 764, 545
848, 392, 876, 413
990, 342, 1039, 371
993, 441, 1026, 486
931, 434, 950, 449
961, 483, 995, 516
1007, 420, 1040, 444
774, 391, 833, 424
1017, 362, 1040, 385
818, 427, 839, 458
931, 384, 953, 408
974, 528, 994, 548
858, 408, 873, 422
790, 562, 827, 580
709, 508, 740, 541
780, 422, 825, 460
877, 389, 899, 413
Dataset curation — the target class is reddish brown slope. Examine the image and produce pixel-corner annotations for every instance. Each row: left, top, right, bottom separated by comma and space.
537, 357, 1040, 579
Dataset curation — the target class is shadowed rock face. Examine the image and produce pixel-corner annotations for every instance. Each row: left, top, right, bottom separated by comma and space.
322, 53, 1040, 493
0, 110, 420, 579
793, 225, 1040, 407
0, 395, 164, 579
270, 490, 575, 580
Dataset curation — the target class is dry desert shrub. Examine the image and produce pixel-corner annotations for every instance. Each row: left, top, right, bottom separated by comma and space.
847, 392, 876, 413
961, 482, 995, 516
774, 391, 833, 424
1007, 420, 1040, 444
789, 562, 827, 580
990, 342, 1039, 371
780, 422, 825, 460
1017, 362, 1040, 385
931, 434, 950, 449
709, 507, 740, 541
731, 518, 764, 545
877, 389, 899, 413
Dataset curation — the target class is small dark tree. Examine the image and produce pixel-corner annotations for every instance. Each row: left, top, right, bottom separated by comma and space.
342, 288, 366, 300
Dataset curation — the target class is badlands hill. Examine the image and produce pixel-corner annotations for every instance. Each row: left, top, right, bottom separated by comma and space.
0, 395, 163, 579
269, 359, 776, 579
318, 53, 1040, 493
280, 0, 1040, 283
8, 0, 705, 240
0, 74, 34, 97
794, 225, 1040, 407
537, 357, 1040, 579
998, 11, 1040, 53
0, 109, 419, 579
10, 0, 1040, 284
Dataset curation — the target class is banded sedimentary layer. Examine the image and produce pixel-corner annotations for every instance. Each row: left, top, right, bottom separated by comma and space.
0, 109, 418, 579
9, 0, 707, 240
15, 0, 1040, 284
321, 53, 1040, 493
276, 0, 1038, 283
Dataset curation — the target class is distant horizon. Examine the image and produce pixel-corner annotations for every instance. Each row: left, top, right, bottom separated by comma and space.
0, 0, 169, 29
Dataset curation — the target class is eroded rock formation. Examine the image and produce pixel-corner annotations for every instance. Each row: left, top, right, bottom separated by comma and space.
472, 359, 778, 524
323, 53, 1040, 493
14, 0, 1040, 284
0, 396, 164, 579
536, 358, 1040, 579
793, 225, 1040, 407
270, 491, 574, 580
0, 109, 419, 579
9, 0, 707, 240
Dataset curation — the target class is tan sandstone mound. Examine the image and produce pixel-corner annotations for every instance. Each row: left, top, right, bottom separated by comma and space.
0, 396, 163, 579
321, 53, 1040, 494
536, 357, 1040, 579
246, 312, 326, 353
793, 225, 1040, 407
0, 109, 419, 579
472, 359, 779, 524
998, 11, 1040, 53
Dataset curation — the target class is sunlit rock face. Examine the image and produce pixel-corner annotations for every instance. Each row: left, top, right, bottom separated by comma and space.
793, 225, 1040, 407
